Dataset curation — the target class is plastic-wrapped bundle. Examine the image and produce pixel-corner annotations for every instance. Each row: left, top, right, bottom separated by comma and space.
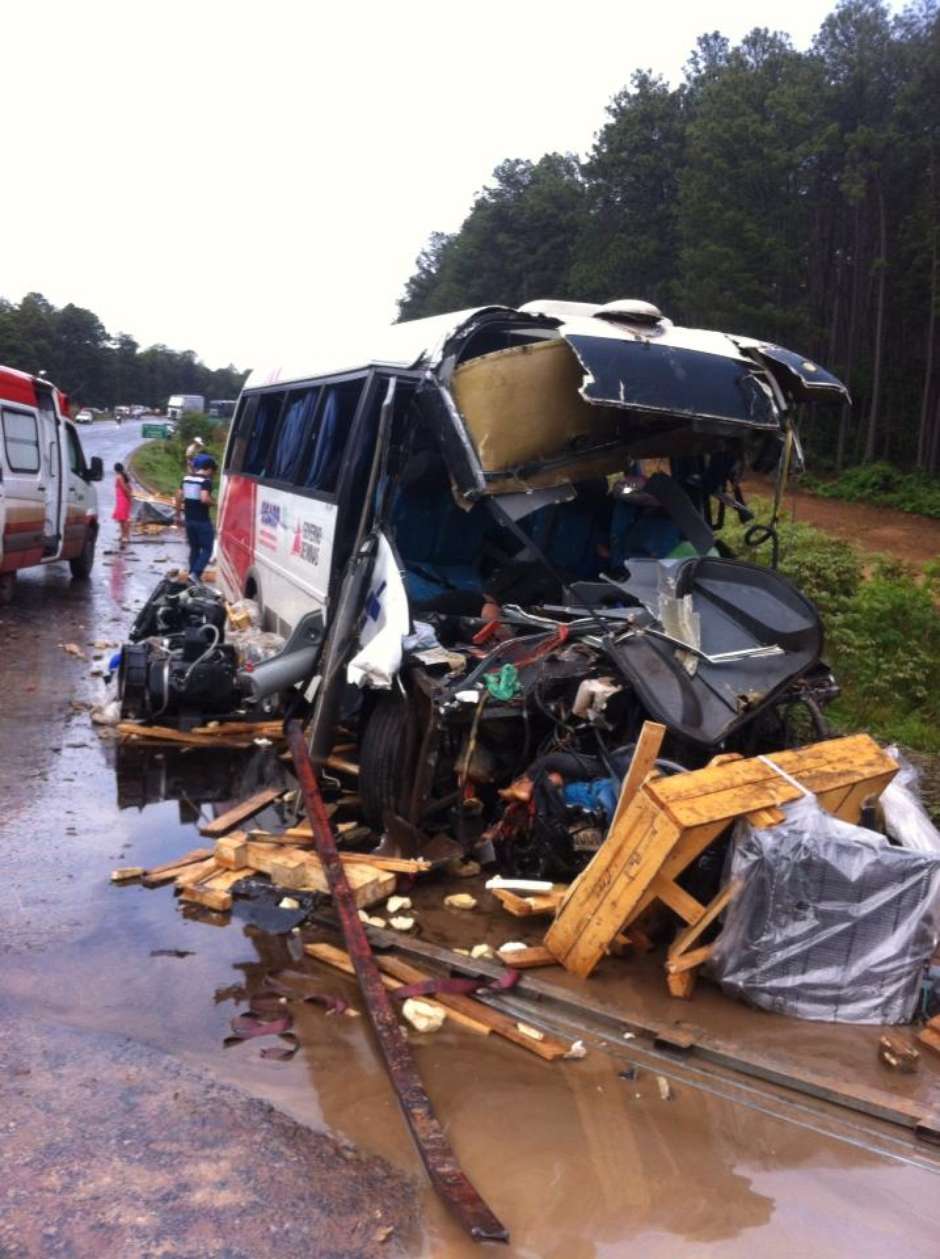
228, 628, 286, 668
882, 745, 940, 855
710, 797, 940, 1024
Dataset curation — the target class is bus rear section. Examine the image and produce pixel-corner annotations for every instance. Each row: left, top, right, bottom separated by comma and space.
217, 373, 415, 636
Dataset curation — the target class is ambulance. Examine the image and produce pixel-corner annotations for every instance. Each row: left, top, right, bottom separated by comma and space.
0, 366, 103, 602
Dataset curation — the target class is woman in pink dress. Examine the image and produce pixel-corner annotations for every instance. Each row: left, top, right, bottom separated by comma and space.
113, 462, 133, 546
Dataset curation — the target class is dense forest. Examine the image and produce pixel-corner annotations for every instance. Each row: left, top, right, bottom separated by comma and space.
0, 292, 246, 409
399, 0, 940, 473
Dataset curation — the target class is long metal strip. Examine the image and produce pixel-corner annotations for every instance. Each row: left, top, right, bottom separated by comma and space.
286, 720, 508, 1244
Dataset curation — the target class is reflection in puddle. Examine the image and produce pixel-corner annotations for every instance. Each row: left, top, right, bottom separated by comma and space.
114, 740, 285, 818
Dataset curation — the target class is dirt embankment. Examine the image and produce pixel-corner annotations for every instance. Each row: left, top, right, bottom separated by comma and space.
744, 477, 940, 568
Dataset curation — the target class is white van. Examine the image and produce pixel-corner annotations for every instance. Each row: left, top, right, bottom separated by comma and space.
0, 365, 103, 602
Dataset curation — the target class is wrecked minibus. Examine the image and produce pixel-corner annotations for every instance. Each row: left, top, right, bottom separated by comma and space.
212, 299, 848, 872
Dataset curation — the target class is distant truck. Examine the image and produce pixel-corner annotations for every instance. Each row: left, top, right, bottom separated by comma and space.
208, 399, 237, 419
166, 394, 205, 419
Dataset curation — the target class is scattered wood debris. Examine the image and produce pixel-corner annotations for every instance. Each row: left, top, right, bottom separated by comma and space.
199, 786, 286, 837
118, 720, 282, 749
917, 1017, 940, 1058
545, 730, 899, 983
879, 1034, 919, 1073
305, 941, 577, 1061
110, 867, 146, 882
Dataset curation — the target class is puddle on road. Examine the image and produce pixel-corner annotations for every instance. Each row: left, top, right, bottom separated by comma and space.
3, 734, 940, 1256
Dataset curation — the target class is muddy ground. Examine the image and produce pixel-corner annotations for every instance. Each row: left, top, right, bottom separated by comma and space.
2, 423, 940, 1257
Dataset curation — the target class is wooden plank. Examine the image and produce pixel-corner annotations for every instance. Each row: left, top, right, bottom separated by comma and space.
627, 821, 729, 923
606, 721, 666, 835
548, 719, 662, 941
142, 847, 213, 880
545, 793, 683, 977
665, 945, 712, 974
199, 787, 285, 837
246, 829, 314, 847
647, 876, 704, 925
497, 945, 559, 970
190, 720, 284, 737
180, 866, 253, 912
491, 888, 566, 918
373, 953, 571, 1061
117, 722, 257, 748
241, 841, 395, 908
173, 858, 222, 889
746, 806, 786, 827
214, 832, 250, 867
305, 942, 490, 1034
244, 834, 428, 872
917, 1022, 940, 1059
647, 735, 897, 828
668, 880, 739, 960
666, 969, 697, 1000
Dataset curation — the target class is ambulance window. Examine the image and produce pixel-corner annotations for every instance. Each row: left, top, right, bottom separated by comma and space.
66, 425, 84, 475
268, 388, 320, 482
242, 392, 285, 476
295, 379, 364, 494
2, 408, 41, 474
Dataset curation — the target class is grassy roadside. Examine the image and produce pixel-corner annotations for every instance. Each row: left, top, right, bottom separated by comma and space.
802, 463, 940, 520
129, 412, 228, 500
129, 441, 184, 499
723, 498, 940, 753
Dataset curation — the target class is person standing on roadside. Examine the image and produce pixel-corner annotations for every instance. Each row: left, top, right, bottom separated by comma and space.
112, 462, 133, 547
175, 453, 216, 581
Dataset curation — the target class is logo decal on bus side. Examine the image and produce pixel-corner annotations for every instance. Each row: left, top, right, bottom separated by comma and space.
298, 521, 322, 566
259, 499, 281, 551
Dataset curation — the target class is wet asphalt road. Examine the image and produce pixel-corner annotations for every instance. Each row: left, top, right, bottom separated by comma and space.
4, 424, 940, 1258
0, 421, 417, 1258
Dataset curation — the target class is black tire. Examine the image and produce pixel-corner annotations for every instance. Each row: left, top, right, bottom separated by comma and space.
358, 693, 413, 829
69, 529, 96, 580
0, 573, 15, 605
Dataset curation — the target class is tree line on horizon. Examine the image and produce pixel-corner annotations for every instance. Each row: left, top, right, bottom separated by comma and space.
0, 292, 246, 410
398, 0, 940, 474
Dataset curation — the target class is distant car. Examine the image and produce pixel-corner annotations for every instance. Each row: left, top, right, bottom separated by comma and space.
74, 409, 94, 424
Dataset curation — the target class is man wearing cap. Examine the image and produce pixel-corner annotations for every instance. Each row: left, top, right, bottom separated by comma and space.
185, 435, 205, 470
175, 453, 217, 581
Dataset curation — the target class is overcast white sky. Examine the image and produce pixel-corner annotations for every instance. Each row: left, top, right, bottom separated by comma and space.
3, 1, 862, 372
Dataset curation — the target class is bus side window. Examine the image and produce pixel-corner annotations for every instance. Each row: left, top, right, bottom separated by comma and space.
295, 380, 364, 494
268, 388, 319, 482
225, 395, 257, 473
243, 392, 285, 477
